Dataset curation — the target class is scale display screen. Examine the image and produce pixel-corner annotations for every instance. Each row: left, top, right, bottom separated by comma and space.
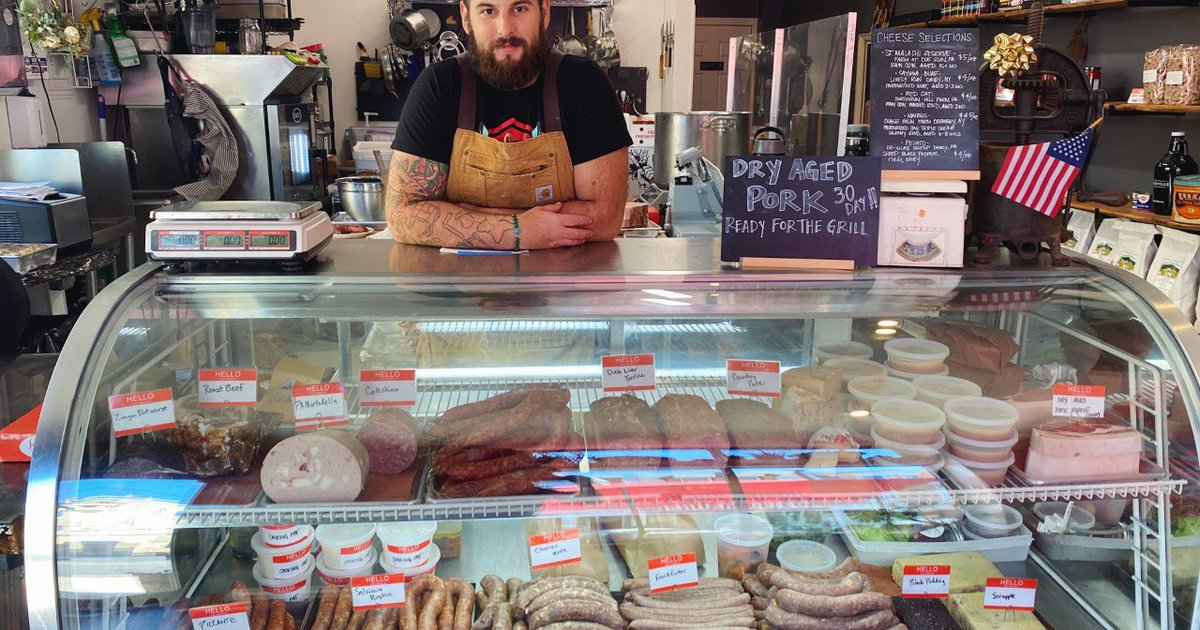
205, 232, 246, 249
157, 232, 200, 250
249, 232, 291, 249
150, 228, 297, 256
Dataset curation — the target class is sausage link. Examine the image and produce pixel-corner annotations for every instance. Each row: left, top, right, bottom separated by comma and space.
250, 594, 270, 630
349, 609, 369, 630
285, 612, 297, 630
516, 577, 607, 610
619, 603, 753, 622
363, 611, 387, 630
446, 578, 474, 630
755, 563, 780, 589
506, 579, 524, 606
267, 599, 287, 630
439, 587, 457, 630
527, 589, 617, 615
471, 603, 498, 630
774, 591, 892, 617
629, 622, 755, 630
384, 608, 402, 630
885, 625, 908, 630
768, 572, 869, 597
529, 600, 624, 630
229, 581, 252, 608
161, 598, 190, 630
482, 575, 507, 605
476, 591, 490, 613
628, 592, 749, 610
493, 603, 513, 630
741, 575, 771, 600
332, 588, 354, 630
406, 576, 434, 630
763, 604, 897, 630
750, 596, 769, 611
625, 585, 741, 602
418, 576, 448, 630
312, 585, 341, 630
535, 624, 615, 630
513, 623, 527, 630
622, 578, 741, 593
797, 557, 859, 580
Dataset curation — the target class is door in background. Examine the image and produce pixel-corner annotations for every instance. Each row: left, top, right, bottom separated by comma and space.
693, 17, 757, 111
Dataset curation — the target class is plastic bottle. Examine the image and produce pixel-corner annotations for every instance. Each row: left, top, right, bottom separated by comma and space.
105, 10, 141, 69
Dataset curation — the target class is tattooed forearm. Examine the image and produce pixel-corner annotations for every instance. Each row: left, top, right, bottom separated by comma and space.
385, 151, 514, 249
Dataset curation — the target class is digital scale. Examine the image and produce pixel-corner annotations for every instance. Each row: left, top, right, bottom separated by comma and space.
145, 201, 334, 271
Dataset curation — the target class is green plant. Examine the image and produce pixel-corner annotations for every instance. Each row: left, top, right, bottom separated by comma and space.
18, 0, 88, 57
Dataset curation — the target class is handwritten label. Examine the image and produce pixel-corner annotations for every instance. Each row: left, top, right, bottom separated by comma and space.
109, 389, 176, 437
1052, 384, 1106, 419
648, 553, 699, 594
602, 354, 656, 392
189, 603, 250, 630
983, 577, 1037, 611
727, 360, 781, 397
351, 574, 407, 610
529, 528, 582, 570
902, 565, 950, 599
198, 369, 258, 407
360, 370, 417, 407
292, 382, 348, 430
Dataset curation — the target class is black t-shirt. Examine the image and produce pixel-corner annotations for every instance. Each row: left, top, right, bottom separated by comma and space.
392, 55, 632, 166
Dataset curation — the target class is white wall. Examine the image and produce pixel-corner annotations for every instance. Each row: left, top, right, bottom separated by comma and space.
609, 0, 694, 114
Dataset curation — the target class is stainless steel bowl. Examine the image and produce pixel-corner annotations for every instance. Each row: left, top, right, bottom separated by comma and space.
337, 176, 385, 222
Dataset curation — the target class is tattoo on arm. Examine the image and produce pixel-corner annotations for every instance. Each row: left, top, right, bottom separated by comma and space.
386, 154, 514, 249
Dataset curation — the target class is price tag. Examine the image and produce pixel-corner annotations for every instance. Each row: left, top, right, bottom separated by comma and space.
983, 577, 1037, 611
189, 602, 250, 630
292, 382, 348, 430
1128, 88, 1147, 104
901, 565, 950, 599
529, 528, 582, 570
726, 360, 781, 398
602, 354, 656, 392
1052, 384, 1106, 419
109, 388, 176, 437
1143, 69, 1159, 84
360, 370, 417, 407
647, 553, 699, 594
1167, 70, 1185, 86
198, 369, 258, 407
351, 574, 407, 610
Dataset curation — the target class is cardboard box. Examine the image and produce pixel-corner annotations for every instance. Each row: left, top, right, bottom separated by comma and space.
627, 115, 655, 199
0, 404, 39, 462
877, 184, 968, 268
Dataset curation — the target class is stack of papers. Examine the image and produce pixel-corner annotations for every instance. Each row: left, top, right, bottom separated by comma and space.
0, 181, 56, 201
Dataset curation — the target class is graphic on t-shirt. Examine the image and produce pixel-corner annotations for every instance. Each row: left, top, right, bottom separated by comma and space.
483, 118, 540, 143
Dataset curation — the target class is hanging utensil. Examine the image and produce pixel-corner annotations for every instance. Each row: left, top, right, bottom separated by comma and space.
555, 7, 587, 57
583, 10, 599, 59
667, 21, 675, 69
418, 9, 442, 40
591, 6, 620, 69
434, 31, 466, 63
381, 45, 398, 95
390, 8, 433, 52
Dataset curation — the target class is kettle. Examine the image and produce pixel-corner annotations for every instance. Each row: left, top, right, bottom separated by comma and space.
752, 126, 787, 156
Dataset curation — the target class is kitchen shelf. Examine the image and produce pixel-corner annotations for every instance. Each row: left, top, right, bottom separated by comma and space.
1106, 103, 1200, 116
898, 0, 1195, 28
1070, 197, 1200, 232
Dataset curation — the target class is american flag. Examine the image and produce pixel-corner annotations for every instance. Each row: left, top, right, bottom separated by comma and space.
991, 128, 1094, 217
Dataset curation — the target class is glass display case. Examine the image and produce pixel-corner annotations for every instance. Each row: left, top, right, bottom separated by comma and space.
24, 239, 1200, 630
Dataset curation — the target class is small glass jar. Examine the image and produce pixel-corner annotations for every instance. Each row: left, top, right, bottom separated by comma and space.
239, 19, 263, 55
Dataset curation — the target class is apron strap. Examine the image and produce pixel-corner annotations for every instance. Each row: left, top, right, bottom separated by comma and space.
455, 50, 567, 134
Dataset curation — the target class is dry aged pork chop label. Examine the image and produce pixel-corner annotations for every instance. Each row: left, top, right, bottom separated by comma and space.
189, 602, 250, 630
648, 553, 700, 594
1052, 384, 1105, 419
351, 574, 406, 610
359, 369, 417, 407
198, 369, 258, 407
529, 528, 583, 570
726, 360, 782, 398
901, 565, 951, 598
292, 382, 349, 430
983, 578, 1037, 611
602, 354, 656, 392
109, 388, 177, 437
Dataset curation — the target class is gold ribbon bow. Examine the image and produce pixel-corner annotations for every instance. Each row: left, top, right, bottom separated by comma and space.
984, 33, 1038, 79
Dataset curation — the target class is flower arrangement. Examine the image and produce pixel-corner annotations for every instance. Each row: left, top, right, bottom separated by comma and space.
18, 0, 88, 57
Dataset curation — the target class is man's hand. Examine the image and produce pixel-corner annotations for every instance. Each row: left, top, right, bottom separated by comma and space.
518, 202, 594, 249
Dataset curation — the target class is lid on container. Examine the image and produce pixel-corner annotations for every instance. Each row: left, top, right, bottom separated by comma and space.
250, 526, 314, 554
871, 427, 945, 455
776, 540, 838, 573
316, 523, 377, 544
870, 398, 947, 430
1174, 131, 1187, 137
947, 452, 1016, 470
913, 375, 983, 400
824, 358, 888, 379
713, 513, 775, 547
886, 361, 950, 380
944, 397, 1019, 427
1033, 502, 1096, 532
377, 521, 438, 541
963, 504, 1022, 531
884, 338, 951, 362
253, 554, 316, 584
816, 340, 874, 360
944, 428, 1018, 449
317, 548, 378, 576
848, 376, 918, 400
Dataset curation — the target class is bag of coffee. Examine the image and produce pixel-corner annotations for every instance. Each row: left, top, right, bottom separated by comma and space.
1063, 208, 1097, 254
1087, 218, 1125, 265
1111, 221, 1161, 278
1150, 228, 1200, 320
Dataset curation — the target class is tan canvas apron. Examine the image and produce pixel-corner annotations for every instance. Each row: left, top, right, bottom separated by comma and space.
444, 51, 576, 209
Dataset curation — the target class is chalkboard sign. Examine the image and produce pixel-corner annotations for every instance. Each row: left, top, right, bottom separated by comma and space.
870, 28, 980, 174
721, 156, 882, 266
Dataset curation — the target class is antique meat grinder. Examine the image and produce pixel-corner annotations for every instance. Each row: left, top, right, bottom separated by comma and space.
972, 4, 1105, 265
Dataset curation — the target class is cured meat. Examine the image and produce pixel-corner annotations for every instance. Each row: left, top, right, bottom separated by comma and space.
168, 396, 262, 477
261, 430, 370, 503
715, 399, 798, 450
652, 394, 730, 466
357, 410, 420, 475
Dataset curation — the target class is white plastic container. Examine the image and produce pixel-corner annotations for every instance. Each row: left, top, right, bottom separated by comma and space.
944, 397, 1020, 441
913, 376, 983, 408
316, 548, 377, 586
963, 504, 1023, 538
816, 341, 874, 363
714, 514, 774, 579
870, 399, 946, 445
824, 358, 888, 380
377, 521, 438, 568
838, 512, 1032, 566
884, 338, 950, 374
776, 539, 837, 573
259, 524, 310, 548
947, 453, 1016, 487
847, 376, 918, 408
253, 555, 316, 601
886, 362, 949, 380
871, 427, 946, 456
250, 527, 315, 579
1033, 502, 1096, 533
380, 543, 441, 580
945, 429, 1017, 463
315, 523, 378, 571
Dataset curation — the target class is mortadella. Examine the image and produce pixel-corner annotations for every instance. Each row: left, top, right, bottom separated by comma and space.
261, 430, 370, 503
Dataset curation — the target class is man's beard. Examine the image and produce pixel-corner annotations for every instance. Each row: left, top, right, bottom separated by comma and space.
468, 29, 549, 91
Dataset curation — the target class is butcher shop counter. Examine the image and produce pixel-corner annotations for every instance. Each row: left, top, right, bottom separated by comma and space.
21, 238, 1200, 630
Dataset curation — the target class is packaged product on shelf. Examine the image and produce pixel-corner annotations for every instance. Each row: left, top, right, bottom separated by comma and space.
1023, 421, 1142, 482
652, 394, 731, 467
780, 386, 848, 443
1145, 46, 1171, 105
757, 560, 900, 630
781, 365, 845, 400
622, 573, 756, 628
1147, 227, 1200, 320
1087, 218, 1125, 266
1063, 207, 1097, 255
947, 591, 1046, 629
168, 395, 262, 477
1164, 44, 1200, 106
260, 430, 370, 503
356, 409, 420, 475
526, 517, 610, 582
509, 575, 620, 629
602, 513, 706, 578
585, 394, 665, 469
891, 596, 961, 630
926, 321, 1024, 398
807, 425, 862, 465
433, 521, 462, 559
715, 398, 801, 466
713, 513, 774, 578
893, 551, 1002, 594
1111, 221, 1161, 278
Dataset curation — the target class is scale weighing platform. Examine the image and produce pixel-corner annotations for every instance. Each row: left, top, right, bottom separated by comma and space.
146, 201, 334, 271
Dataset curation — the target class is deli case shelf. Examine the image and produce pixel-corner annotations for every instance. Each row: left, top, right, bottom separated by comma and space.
24, 239, 1200, 630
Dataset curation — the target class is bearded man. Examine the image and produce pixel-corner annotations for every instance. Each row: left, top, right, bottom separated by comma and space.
386, 0, 632, 250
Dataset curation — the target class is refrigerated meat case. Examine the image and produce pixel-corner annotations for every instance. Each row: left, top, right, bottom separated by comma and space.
23, 239, 1200, 630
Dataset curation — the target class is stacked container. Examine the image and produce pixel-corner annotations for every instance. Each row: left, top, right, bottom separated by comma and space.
943, 397, 1020, 486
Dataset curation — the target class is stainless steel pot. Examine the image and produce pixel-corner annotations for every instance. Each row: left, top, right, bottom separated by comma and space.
653, 111, 751, 189
337, 176, 385, 222
390, 9, 432, 52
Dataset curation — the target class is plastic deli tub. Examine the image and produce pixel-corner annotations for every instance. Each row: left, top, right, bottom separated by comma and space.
913, 376, 983, 408
871, 427, 946, 457
848, 376, 918, 408
963, 504, 1023, 539
380, 543, 441, 580
250, 527, 315, 579
316, 548, 377, 586
377, 521, 438, 568
714, 514, 774, 578
871, 399, 946, 445
837, 512, 1032, 566
824, 358, 888, 380
945, 429, 1018, 463
259, 524, 311, 548
947, 453, 1016, 487
776, 539, 838, 574
884, 338, 950, 374
315, 523, 378, 571
815, 341, 874, 363
886, 362, 950, 380
944, 397, 1020, 441
253, 555, 316, 601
